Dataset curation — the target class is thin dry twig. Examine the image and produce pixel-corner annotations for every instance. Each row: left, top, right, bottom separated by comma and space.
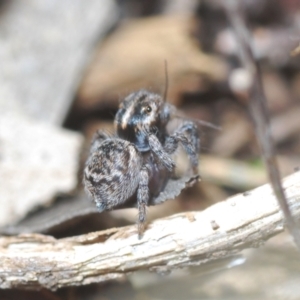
0, 171, 300, 291
221, 0, 300, 250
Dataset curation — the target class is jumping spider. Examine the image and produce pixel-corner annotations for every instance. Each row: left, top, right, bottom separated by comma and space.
83, 90, 200, 237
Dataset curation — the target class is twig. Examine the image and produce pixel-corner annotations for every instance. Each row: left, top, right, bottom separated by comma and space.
221, 0, 300, 250
1, 171, 300, 290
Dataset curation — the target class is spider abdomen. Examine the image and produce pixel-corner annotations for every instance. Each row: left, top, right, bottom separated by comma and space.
84, 138, 142, 211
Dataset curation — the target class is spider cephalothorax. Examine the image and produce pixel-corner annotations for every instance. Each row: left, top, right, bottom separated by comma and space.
84, 90, 200, 237
114, 90, 170, 152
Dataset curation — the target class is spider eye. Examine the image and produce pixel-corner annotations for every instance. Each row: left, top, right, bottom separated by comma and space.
144, 106, 152, 114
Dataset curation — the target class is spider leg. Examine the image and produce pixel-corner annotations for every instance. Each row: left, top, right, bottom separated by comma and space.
147, 134, 175, 172
137, 165, 150, 238
89, 130, 110, 155
164, 121, 200, 174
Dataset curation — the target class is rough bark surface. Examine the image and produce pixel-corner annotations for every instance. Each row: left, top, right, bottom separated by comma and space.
1, 171, 300, 290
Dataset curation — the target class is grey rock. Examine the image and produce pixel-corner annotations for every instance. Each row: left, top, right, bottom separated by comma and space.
0, 0, 118, 125
0, 111, 83, 227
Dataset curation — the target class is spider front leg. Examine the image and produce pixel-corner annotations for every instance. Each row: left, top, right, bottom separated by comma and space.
137, 164, 151, 238
164, 121, 200, 174
147, 134, 175, 172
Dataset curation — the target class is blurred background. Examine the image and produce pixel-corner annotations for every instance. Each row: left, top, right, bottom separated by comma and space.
0, 0, 300, 299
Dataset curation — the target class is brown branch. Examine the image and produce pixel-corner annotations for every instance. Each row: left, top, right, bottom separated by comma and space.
221, 0, 300, 250
1, 171, 300, 291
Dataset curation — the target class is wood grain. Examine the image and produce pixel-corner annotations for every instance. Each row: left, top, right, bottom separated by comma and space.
1, 171, 300, 290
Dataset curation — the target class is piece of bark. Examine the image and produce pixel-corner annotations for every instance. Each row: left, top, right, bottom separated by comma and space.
0, 170, 299, 290
77, 15, 228, 110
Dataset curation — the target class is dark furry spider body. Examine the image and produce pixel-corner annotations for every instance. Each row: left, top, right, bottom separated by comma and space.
83, 90, 200, 237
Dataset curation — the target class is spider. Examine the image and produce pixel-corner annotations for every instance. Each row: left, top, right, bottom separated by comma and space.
83, 90, 200, 237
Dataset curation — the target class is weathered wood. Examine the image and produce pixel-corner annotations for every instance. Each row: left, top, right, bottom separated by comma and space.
0, 171, 300, 290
